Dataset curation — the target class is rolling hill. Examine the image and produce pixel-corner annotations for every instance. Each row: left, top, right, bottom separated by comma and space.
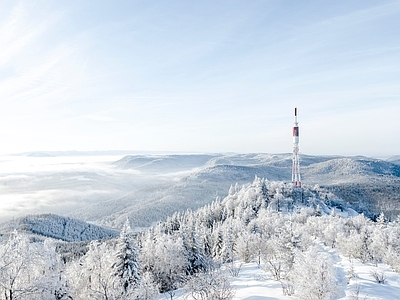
1, 152, 399, 231
0, 214, 118, 242
67, 153, 400, 229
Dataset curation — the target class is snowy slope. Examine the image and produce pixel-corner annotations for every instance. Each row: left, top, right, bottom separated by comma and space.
0, 214, 118, 242
170, 259, 400, 300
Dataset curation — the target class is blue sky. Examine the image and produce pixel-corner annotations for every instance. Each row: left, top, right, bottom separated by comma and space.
0, 0, 399, 156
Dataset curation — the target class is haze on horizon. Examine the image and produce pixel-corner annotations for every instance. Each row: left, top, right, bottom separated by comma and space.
0, 0, 399, 157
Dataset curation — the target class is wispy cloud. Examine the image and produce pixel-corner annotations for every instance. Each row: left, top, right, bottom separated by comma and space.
0, 1, 398, 155
0, 2, 92, 108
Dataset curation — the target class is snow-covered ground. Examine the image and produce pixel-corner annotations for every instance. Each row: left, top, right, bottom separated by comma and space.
230, 263, 292, 300
168, 252, 400, 300
337, 258, 400, 299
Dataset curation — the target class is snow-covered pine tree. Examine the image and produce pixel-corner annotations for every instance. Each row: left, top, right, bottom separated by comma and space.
112, 219, 141, 294
199, 226, 213, 258
211, 226, 224, 262
220, 221, 235, 264
180, 223, 209, 275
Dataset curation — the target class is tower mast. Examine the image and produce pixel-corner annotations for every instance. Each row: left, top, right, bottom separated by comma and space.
292, 108, 301, 187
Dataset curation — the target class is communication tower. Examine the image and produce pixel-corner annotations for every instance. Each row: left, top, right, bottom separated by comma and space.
292, 108, 301, 187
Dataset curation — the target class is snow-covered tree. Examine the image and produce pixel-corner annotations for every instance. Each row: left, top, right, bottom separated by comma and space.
338, 227, 372, 263
130, 271, 159, 300
0, 231, 59, 300
185, 269, 234, 300
179, 222, 211, 275
262, 235, 294, 281
235, 231, 252, 263
141, 232, 188, 297
112, 219, 140, 295
42, 239, 71, 300
220, 224, 235, 264
211, 227, 224, 263
290, 247, 339, 300
67, 240, 116, 300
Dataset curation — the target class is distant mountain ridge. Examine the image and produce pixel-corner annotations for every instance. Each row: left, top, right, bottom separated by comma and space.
2, 152, 399, 234
114, 154, 218, 172
303, 157, 400, 184
387, 155, 400, 165
114, 153, 400, 184
70, 153, 400, 228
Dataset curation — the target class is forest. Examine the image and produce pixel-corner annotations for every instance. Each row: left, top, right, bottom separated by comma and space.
1, 177, 400, 299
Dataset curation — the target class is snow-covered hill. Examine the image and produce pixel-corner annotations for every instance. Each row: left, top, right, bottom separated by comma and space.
0, 214, 118, 242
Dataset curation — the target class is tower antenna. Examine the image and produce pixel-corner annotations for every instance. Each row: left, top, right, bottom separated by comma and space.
292, 108, 301, 187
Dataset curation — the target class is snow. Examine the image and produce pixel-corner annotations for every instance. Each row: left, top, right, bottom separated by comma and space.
338, 258, 400, 299
170, 256, 400, 300
230, 263, 292, 300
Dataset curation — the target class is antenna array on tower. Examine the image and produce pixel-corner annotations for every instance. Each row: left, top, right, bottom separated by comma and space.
292, 108, 301, 187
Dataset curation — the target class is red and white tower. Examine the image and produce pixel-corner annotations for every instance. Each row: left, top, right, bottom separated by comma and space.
292, 107, 301, 187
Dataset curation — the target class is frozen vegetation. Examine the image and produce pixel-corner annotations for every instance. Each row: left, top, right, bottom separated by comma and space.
0, 214, 118, 242
1, 177, 400, 299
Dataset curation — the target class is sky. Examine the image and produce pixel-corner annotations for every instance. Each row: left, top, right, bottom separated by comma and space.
0, 0, 399, 156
